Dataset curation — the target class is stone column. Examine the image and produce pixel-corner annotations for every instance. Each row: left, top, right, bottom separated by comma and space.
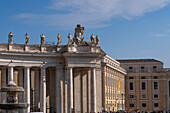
87, 69, 91, 112
1, 67, 6, 103
40, 67, 46, 113
67, 67, 73, 113
34, 68, 40, 111
82, 70, 88, 113
8, 66, 14, 83
91, 67, 96, 112
56, 67, 64, 113
24, 67, 30, 113
18, 68, 24, 103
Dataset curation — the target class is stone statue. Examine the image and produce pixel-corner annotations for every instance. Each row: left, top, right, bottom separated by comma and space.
57, 34, 61, 46
73, 24, 85, 44
40, 33, 45, 45
25, 33, 29, 45
96, 35, 99, 46
90, 33, 95, 43
67, 33, 73, 45
8, 32, 13, 44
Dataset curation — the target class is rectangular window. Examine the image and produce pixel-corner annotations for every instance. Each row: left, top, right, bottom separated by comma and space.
130, 95, 134, 98
142, 103, 146, 107
154, 82, 158, 90
129, 82, 134, 90
153, 76, 158, 79
141, 66, 145, 69
153, 94, 159, 99
153, 66, 157, 69
141, 94, 147, 99
130, 104, 134, 107
141, 76, 146, 79
141, 82, 146, 90
129, 67, 133, 69
154, 103, 159, 107
129, 77, 134, 79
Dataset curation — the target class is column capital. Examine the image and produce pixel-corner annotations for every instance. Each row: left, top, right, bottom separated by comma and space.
0, 66, 7, 70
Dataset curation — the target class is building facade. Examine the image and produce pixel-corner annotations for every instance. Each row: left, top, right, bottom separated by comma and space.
102, 55, 126, 112
118, 59, 170, 112
0, 24, 126, 113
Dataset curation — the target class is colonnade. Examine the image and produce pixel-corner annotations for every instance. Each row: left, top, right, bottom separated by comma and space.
0, 66, 98, 113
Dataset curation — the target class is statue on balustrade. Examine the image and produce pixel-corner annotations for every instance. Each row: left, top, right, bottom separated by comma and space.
73, 24, 85, 44
96, 35, 99, 46
57, 34, 61, 46
8, 32, 13, 44
40, 33, 45, 45
90, 33, 95, 43
67, 33, 73, 45
25, 33, 29, 45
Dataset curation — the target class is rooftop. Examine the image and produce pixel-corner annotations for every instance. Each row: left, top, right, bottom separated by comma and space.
117, 59, 163, 63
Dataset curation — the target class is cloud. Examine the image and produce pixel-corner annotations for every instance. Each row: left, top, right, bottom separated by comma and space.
152, 33, 167, 37
14, 0, 170, 29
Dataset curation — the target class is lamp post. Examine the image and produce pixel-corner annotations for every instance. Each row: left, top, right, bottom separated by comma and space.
121, 94, 123, 110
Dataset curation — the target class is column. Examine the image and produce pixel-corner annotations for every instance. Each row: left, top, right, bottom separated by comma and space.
1, 67, 6, 103
87, 69, 91, 112
56, 67, 64, 113
74, 71, 81, 112
40, 67, 46, 113
8, 66, 14, 83
34, 68, 40, 111
82, 70, 88, 113
67, 67, 73, 113
91, 67, 96, 112
24, 67, 30, 113
18, 68, 24, 103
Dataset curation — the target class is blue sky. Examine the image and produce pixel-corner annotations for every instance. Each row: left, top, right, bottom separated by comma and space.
1, 0, 170, 67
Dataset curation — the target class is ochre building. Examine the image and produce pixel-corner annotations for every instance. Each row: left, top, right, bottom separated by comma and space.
118, 59, 170, 112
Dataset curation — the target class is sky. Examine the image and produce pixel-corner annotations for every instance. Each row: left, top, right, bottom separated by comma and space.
1, 0, 170, 67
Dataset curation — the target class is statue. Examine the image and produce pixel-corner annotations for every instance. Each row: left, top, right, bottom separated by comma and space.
25, 33, 29, 45
73, 24, 85, 44
57, 34, 61, 46
90, 33, 95, 43
40, 33, 45, 45
67, 33, 73, 45
8, 32, 13, 44
96, 35, 99, 46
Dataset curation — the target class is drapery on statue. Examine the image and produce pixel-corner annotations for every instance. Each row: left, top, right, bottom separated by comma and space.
96, 35, 99, 46
67, 33, 73, 45
8, 32, 13, 44
25, 33, 29, 45
90, 33, 95, 43
73, 24, 85, 44
40, 33, 45, 45
57, 34, 61, 46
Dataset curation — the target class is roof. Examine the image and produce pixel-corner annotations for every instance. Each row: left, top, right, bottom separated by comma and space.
116, 59, 163, 63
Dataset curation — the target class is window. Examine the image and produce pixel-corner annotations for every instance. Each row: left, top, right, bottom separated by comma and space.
130, 95, 134, 98
141, 82, 146, 90
129, 77, 134, 79
154, 94, 159, 99
141, 66, 145, 69
129, 82, 134, 90
153, 66, 157, 69
141, 94, 147, 99
153, 76, 158, 79
130, 104, 134, 107
141, 76, 146, 79
154, 82, 159, 90
142, 103, 146, 107
129, 67, 133, 69
154, 103, 159, 107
